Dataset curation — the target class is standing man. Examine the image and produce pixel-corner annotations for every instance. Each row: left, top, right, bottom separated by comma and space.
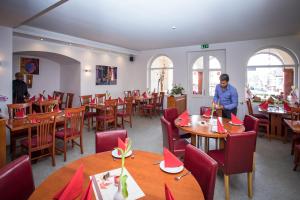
213, 73, 238, 118
13, 72, 30, 103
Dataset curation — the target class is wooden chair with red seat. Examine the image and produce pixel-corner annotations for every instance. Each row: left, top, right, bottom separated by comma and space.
156, 92, 165, 113
294, 144, 300, 171
117, 97, 133, 128
246, 99, 270, 139
55, 106, 85, 161
7, 102, 32, 159
184, 144, 218, 200
95, 129, 128, 153
142, 93, 158, 118
284, 107, 300, 155
95, 93, 106, 104
160, 116, 189, 158
21, 112, 58, 166
0, 155, 35, 200
132, 90, 140, 114
96, 99, 118, 131
208, 131, 256, 200
80, 95, 96, 131
39, 99, 59, 113
63, 92, 74, 109
163, 108, 191, 139
124, 91, 132, 98
52, 91, 64, 109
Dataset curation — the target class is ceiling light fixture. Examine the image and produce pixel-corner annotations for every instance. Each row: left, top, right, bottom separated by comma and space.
40, 38, 44, 41
172, 26, 176, 30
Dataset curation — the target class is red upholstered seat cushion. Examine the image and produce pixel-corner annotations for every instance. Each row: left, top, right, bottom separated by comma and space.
85, 112, 96, 117
117, 111, 128, 117
55, 128, 80, 139
252, 113, 268, 119
96, 115, 115, 121
144, 104, 154, 109
207, 149, 225, 168
258, 118, 269, 124
21, 135, 53, 148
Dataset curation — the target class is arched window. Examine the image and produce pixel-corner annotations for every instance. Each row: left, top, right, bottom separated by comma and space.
247, 48, 297, 98
149, 56, 173, 92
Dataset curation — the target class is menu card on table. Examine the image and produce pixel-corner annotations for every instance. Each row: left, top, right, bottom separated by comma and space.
90, 168, 145, 200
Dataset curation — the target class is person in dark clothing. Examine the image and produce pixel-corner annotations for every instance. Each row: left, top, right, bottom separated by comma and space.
13, 72, 30, 103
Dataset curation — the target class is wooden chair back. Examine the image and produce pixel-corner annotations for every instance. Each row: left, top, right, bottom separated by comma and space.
246, 99, 254, 115
151, 93, 159, 105
39, 100, 59, 113
290, 107, 300, 121
104, 99, 118, 118
7, 103, 32, 119
65, 93, 74, 108
64, 107, 85, 138
95, 93, 106, 104
53, 91, 64, 102
124, 91, 132, 97
124, 97, 133, 115
80, 95, 92, 105
27, 112, 58, 151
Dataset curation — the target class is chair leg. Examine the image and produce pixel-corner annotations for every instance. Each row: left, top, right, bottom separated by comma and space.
224, 174, 230, 200
129, 115, 132, 128
294, 148, 299, 171
88, 117, 90, 131
253, 152, 256, 171
122, 117, 124, 128
80, 136, 83, 154
51, 146, 56, 166
63, 141, 67, 161
291, 139, 295, 155
247, 172, 253, 198
266, 125, 270, 141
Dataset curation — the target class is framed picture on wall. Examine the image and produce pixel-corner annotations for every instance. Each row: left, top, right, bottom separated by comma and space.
96, 65, 117, 85
25, 74, 33, 88
20, 57, 39, 75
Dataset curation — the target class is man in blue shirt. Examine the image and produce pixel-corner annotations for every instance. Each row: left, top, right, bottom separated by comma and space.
213, 74, 238, 118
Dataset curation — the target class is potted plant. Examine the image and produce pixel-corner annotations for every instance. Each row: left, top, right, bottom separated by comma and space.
170, 84, 185, 96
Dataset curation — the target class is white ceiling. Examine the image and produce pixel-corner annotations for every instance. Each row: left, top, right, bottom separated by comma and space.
1, 0, 300, 50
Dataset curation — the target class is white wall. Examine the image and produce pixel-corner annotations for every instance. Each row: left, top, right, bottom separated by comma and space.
13, 36, 133, 100
0, 26, 12, 116
60, 63, 81, 106
132, 35, 300, 117
13, 55, 61, 97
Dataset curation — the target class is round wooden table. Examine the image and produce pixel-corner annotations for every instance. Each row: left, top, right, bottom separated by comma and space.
29, 150, 204, 200
175, 115, 245, 151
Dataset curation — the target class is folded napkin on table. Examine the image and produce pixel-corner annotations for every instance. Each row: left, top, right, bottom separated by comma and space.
231, 113, 243, 125
90, 98, 95, 104
163, 148, 183, 168
53, 165, 84, 200
284, 102, 291, 112
118, 97, 124, 104
117, 137, 128, 155
259, 101, 268, 110
29, 96, 35, 102
80, 180, 93, 200
217, 117, 226, 133
15, 109, 25, 118
142, 92, 147, 98
178, 110, 189, 120
165, 184, 175, 200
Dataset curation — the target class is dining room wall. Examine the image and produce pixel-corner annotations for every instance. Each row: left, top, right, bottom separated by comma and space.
131, 34, 300, 118
12, 55, 61, 98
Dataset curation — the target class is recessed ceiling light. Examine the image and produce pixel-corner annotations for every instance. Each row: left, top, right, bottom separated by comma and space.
68, 43, 72, 46
172, 26, 176, 30
40, 38, 44, 41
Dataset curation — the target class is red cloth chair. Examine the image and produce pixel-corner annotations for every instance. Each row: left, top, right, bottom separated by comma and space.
0, 155, 35, 200
163, 108, 191, 139
184, 144, 218, 200
160, 116, 189, 157
95, 130, 128, 153
208, 131, 256, 200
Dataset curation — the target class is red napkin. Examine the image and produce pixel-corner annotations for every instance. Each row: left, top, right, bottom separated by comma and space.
38, 94, 44, 102
80, 180, 93, 200
259, 101, 268, 110
65, 112, 72, 118
53, 165, 84, 200
15, 109, 25, 118
117, 137, 127, 155
29, 96, 35, 102
165, 184, 175, 200
284, 102, 291, 112
142, 92, 147, 98
163, 148, 183, 168
48, 95, 53, 100
203, 108, 211, 117
90, 98, 95, 104
178, 118, 190, 126
178, 110, 189, 120
217, 118, 226, 133
231, 113, 243, 125
118, 97, 124, 104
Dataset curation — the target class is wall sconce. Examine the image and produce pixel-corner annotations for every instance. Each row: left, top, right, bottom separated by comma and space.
84, 68, 91, 72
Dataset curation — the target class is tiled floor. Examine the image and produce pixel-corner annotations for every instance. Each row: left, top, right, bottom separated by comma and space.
11, 115, 300, 200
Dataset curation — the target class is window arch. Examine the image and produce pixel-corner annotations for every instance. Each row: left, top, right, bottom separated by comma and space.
246, 47, 297, 98
149, 55, 174, 93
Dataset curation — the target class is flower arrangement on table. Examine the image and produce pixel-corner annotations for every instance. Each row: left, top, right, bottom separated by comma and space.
114, 138, 132, 199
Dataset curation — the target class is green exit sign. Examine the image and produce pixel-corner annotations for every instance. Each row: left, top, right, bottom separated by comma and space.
201, 44, 209, 49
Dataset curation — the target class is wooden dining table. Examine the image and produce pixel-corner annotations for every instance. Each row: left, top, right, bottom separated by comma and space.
175, 115, 245, 151
29, 150, 204, 200
258, 106, 288, 140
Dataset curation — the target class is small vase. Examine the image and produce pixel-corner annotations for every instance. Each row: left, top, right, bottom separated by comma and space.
113, 182, 125, 200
